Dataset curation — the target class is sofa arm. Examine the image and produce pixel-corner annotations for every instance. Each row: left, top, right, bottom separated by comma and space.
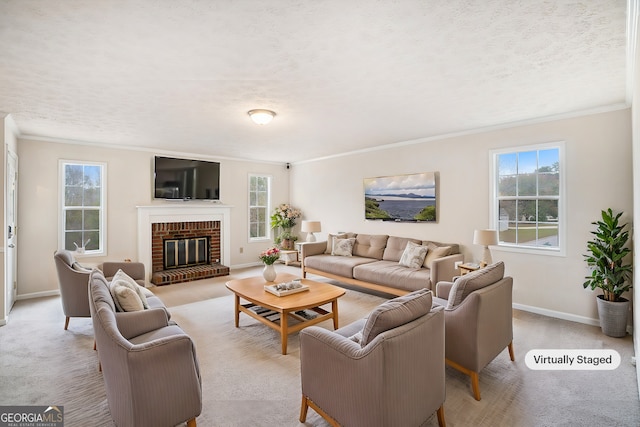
435, 281, 454, 299
300, 241, 327, 259
430, 253, 463, 285
115, 308, 170, 340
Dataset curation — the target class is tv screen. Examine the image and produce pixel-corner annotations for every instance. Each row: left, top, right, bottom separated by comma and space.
154, 156, 220, 200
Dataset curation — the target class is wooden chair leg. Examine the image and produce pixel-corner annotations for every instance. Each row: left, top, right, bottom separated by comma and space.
64, 316, 70, 330
186, 418, 196, 427
508, 341, 515, 361
299, 395, 309, 422
304, 396, 340, 427
437, 405, 446, 427
470, 371, 481, 401
93, 340, 96, 351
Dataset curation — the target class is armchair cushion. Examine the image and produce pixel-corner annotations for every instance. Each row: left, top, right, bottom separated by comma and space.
360, 288, 432, 347
446, 261, 505, 309
112, 269, 149, 308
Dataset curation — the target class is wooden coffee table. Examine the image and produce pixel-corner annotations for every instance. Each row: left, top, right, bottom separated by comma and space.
225, 272, 346, 355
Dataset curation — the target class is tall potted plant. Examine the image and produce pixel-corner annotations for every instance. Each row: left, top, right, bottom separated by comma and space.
583, 208, 633, 337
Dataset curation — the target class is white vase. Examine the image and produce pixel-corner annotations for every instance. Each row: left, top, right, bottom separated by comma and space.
263, 264, 277, 282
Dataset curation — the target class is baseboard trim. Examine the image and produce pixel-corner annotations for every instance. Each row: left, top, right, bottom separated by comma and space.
16, 290, 60, 300
513, 303, 600, 327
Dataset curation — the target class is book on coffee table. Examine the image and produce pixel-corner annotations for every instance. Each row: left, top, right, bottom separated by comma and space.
264, 282, 309, 297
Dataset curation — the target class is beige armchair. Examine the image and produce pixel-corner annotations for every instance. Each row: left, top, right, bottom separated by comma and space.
433, 261, 514, 401
89, 269, 202, 427
299, 289, 446, 427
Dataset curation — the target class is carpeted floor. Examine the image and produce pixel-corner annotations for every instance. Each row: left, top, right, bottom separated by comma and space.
0, 265, 638, 426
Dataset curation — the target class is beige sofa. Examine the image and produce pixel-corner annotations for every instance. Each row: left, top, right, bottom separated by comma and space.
301, 233, 463, 296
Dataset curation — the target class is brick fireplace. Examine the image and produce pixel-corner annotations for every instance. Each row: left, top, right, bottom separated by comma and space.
137, 204, 232, 286
150, 221, 229, 285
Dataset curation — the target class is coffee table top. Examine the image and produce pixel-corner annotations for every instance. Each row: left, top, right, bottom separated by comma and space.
225, 272, 345, 311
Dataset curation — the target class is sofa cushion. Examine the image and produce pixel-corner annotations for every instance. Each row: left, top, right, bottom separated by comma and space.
352, 234, 389, 259
446, 261, 505, 309
112, 269, 149, 309
383, 236, 422, 262
353, 261, 432, 292
305, 254, 377, 278
332, 237, 356, 256
422, 243, 453, 268
360, 289, 432, 347
399, 241, 429, 269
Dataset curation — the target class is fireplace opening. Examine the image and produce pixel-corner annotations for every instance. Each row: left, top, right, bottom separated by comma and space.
164, 237, 209, 269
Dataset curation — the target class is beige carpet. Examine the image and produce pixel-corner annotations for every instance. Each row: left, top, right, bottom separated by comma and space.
0, 265, 638, 426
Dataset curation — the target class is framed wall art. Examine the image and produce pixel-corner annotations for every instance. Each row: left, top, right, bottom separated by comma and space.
364, 172, 437, 222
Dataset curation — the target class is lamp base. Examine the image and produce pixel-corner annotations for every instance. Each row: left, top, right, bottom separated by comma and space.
306, 233, 316, 242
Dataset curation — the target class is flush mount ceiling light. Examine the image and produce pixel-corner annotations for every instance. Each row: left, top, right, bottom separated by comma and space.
248, 109, 276, 125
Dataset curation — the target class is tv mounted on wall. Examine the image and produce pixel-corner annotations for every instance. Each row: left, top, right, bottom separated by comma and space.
153, 156, 220, 200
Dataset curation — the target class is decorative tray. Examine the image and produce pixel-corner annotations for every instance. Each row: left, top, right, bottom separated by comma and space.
264, 280, 309, 297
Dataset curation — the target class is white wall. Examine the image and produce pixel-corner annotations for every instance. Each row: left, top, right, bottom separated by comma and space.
16, 138, 291, 297
291, 108, 632, 323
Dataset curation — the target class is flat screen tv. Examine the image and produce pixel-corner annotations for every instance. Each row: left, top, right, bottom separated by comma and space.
154, 156, 220, 200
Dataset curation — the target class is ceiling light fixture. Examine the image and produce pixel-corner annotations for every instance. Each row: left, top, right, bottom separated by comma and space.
248, 109, 276, 125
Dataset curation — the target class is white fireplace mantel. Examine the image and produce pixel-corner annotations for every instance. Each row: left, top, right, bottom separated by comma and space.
137, 204, 232, 282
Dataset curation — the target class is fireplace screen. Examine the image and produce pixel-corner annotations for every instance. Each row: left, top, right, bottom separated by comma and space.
164, 237, 209, 269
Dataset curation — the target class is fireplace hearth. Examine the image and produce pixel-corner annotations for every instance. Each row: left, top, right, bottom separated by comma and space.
150, 220, 229, 285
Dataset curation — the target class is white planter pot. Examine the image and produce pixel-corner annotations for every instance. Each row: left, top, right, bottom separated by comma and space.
596, 295, 630, 337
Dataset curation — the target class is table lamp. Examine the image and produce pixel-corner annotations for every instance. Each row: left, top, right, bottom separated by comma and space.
473, 229, 498, 267
301, 221, 321, 242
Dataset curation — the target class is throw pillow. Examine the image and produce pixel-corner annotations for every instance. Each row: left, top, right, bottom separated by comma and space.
423, 244, 452, 269
325, 233, 347, 254
360, 288, 432, 347
112, 269, 149, 309
399, 241, 429, 269
446, 261, 505, 309
332, 238, 355, 257
111, 281, 144, 312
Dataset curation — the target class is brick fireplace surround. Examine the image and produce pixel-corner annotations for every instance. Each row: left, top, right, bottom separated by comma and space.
150, 221, 229, 285
137, 204, 232, 286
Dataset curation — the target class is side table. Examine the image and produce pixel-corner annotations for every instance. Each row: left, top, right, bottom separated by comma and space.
279, 250, 299, 266
459, 263, 481, 276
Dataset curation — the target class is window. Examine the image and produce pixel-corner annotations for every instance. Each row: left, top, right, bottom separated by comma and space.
490, 142, 564, 254
249, 174, 271, 241
60, 161, 106, 255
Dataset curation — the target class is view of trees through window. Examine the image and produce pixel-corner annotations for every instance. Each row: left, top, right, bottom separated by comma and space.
62, 162, 104, 253
496, 148, 561, 249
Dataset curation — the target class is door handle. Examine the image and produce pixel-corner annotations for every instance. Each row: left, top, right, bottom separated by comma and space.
7, 244, 15, 248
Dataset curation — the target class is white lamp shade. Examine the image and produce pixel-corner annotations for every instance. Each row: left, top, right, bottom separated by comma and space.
473, 229, 498, 246
248, 109, 275, 125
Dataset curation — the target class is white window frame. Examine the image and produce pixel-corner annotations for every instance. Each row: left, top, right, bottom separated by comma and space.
489, 141, 566, 257
248, 174, 272, 242
59, 160, 107, 256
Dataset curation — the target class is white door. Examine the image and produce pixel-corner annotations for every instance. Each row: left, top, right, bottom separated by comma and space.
6, 151, 17, 314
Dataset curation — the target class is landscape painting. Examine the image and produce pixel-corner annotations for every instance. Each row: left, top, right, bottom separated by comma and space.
364, 172, 437, 222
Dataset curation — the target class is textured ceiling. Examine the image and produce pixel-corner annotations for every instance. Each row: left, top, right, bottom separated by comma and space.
0, 0, 630, 163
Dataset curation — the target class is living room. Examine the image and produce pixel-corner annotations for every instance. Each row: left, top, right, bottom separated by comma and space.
1, 1, 640, 426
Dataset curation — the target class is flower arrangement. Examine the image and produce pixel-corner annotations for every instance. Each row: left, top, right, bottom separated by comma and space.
270, 203, 302, 230
259, 247, 281, 265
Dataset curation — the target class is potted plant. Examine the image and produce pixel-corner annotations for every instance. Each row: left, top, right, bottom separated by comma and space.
270, 203, 302, 250
583, 208, 633, 337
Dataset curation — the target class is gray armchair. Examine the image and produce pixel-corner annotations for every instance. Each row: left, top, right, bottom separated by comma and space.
299, 289, 446, 427
89, 269, 202, 427
54, 250, 151, 330
54, 250, 92, 330
433, 261, 514, 401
